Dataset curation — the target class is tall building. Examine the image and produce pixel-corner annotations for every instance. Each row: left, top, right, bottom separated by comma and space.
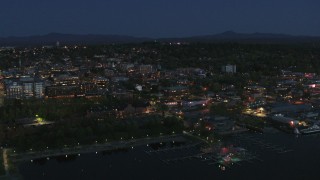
34, 82, 45, 98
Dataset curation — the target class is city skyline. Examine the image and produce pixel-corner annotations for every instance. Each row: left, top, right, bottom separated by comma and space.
1, 0, 320, 38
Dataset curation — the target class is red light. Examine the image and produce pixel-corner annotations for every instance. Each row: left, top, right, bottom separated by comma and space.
221, 147, 229, 154
290, 121, 295, 127
309, 84, 316, 88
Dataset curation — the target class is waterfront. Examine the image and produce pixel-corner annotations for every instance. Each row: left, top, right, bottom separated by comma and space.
2, 40, 320, 180
18, 130, 320, 180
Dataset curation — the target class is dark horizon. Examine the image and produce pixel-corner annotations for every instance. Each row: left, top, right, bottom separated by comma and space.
1, 30, 320, 47
0, 30, 319, 39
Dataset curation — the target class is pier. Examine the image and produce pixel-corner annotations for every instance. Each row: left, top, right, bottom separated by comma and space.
9, 134, 186, 162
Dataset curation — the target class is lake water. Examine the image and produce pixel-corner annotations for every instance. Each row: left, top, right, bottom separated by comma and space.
19, 130, 320, 180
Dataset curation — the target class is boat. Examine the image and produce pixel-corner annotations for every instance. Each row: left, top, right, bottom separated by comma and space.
300, 125, 320, 134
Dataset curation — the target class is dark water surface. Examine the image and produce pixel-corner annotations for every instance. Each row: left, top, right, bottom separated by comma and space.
19, 131, 320, 180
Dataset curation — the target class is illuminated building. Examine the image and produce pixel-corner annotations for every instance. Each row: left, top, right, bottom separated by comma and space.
5, 78, 45, 99
221, 64, 237, 73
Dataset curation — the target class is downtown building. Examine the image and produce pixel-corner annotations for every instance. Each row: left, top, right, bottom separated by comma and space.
5, 77, 45, 99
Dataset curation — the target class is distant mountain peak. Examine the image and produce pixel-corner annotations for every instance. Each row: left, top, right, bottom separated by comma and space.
220, 30, 237, 35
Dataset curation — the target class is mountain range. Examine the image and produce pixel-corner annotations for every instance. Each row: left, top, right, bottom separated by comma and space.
1, 31, 319, 46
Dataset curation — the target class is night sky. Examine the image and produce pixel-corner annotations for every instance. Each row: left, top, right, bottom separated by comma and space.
1, 0, 320, 37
